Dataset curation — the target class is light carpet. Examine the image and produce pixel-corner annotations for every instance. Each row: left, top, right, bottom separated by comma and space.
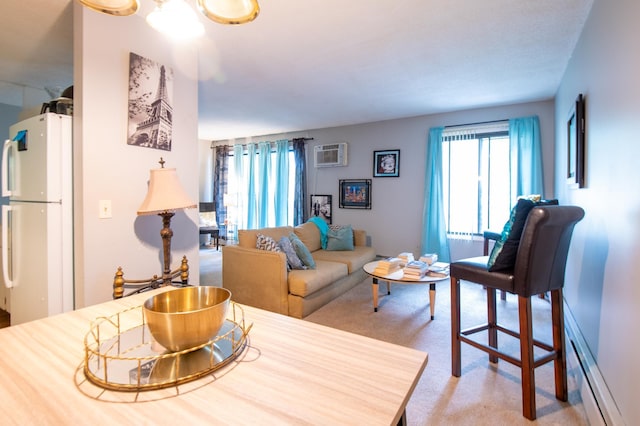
200, 247, 589, 425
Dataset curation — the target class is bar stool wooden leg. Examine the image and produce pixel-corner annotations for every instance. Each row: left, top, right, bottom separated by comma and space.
551, 288, 568, 401
487, 287, 498, 363
451, 276, 461, 377
518, 295, 536, 420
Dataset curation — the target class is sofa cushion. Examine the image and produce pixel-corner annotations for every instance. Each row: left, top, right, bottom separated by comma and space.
313, 246, 376, 274
293, 222, 322, 252
256, 234, 281, 252
289, 233, 316, 269
279, 236, 307, 270
326, 225, 354, 251
288, 260, 349, 297
238, 226, 294, 249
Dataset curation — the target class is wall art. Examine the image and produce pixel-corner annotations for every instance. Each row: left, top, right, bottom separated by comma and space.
373, 149, 400, 177
567, 93, 585, 188
127, 52, 174, 151
310, 194, 332, 224
339, 179, 371, 209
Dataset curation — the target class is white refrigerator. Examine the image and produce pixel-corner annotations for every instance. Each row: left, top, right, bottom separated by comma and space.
2, 113, 74, 325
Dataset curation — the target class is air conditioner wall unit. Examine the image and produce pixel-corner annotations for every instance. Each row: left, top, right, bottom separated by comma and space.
314, 143, 348, 168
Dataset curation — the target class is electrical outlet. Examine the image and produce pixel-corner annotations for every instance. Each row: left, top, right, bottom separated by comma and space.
99, 200, 112, 219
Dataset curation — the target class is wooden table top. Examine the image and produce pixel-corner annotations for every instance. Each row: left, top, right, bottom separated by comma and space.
0, 287, 428, 425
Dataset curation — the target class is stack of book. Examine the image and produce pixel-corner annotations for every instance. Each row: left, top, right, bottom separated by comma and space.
426, 262, 450, 278
403, 260, 429, 279
397, 252, 414, 266
374, 257, 402, 275
419, 253, 438, 265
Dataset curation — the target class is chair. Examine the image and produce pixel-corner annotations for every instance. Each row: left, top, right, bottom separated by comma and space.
450, 205, 584, 420
199, 202, 220, 249
482, 230, 506, 300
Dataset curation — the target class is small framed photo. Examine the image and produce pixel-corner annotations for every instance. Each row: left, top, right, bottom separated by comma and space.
310, 194, 332, 224
567, 94, 585, 188
339, 179, 372, 209
373, 149, 400, 177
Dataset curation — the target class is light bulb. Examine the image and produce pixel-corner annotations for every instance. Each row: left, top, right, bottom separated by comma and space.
147, 0, 205, 41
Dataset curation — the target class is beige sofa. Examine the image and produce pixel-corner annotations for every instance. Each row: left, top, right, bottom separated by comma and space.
222, 222, 376, 318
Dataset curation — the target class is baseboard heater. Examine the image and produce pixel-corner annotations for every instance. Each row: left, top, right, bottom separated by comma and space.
564, 301, 624, 425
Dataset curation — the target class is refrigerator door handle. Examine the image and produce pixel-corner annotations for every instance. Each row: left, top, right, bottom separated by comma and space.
2, 139, 13, 197
2, 205, 13, 288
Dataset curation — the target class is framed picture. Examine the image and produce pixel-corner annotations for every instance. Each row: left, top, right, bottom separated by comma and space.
339, 179, 372, 209
567, 94, 585, 188
127, 52, 174, 151
310, 194, 332, 224
373, 149, 400, 177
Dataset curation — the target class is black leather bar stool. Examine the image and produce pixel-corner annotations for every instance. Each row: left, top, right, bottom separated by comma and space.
450, 205, 584, 420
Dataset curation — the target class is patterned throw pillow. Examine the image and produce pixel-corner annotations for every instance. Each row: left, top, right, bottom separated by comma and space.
488, 196, 558, 272
289, 233, 316, 269
256, 233, 281, 252
279, 237, 307, 270
326, 225, 354, 251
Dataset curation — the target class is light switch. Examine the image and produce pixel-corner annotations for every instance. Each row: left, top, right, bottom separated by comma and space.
99, 200, 112, 219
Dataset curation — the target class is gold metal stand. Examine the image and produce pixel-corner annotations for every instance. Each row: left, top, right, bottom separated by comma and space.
113, 256, 189, 299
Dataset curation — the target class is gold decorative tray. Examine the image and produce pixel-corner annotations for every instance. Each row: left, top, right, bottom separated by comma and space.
83, 301, 250, 391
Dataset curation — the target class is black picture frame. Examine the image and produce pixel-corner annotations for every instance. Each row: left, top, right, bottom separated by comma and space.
567, 93, 585, 188
339, 179, 372, 209
373, 149, 400, 177
310, 194, 332, 224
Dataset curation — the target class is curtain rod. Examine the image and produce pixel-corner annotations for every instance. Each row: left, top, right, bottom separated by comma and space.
444, 119, 507, 130
211, 137, 314, 148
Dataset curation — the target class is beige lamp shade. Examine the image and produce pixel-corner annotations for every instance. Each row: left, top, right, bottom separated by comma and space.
77, 0, 140, 16
138, 168, 196, 215
196, 0, 259, 24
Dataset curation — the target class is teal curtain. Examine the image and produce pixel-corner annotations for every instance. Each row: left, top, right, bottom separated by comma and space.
274, 139, 289, 226
421, 127, 450, 262
257, 141, 271, 228
246, 143, 257, 229
292, 139, 307, 225
509, 116, 544, 204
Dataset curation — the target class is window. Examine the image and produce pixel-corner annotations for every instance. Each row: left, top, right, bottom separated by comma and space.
226, 147, 297, 229
442, 123, 510, 236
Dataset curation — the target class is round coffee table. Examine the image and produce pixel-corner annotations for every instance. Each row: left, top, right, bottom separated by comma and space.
363, 260, 450, 320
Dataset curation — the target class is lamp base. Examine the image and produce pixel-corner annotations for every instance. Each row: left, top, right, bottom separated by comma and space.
113, 256, 190, 299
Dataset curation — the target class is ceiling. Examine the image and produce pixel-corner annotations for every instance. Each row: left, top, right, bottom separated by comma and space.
0, 0, 594, 141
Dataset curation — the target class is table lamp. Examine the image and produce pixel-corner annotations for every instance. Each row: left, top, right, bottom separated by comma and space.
137, 158, 196, 284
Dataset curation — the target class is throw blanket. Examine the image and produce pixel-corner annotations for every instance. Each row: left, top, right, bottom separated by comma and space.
308, 217, 330, 249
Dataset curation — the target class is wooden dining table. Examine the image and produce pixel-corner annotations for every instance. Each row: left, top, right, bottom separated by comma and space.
0, 287, 428, 425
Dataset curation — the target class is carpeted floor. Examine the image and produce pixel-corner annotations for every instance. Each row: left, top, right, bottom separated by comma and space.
199, 244, 223, 287
200, 247, 589, 425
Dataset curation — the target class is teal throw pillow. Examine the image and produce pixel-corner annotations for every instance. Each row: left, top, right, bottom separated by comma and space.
279, 237, 306, 270
326, 225, 354, 251
289, 233, 316, 269
488, 197, 558, 272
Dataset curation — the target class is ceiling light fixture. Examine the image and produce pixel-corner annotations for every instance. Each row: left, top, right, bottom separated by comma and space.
77, 0, 140, 16
146, 0, 205, 40
77, 0, 260, 29
196, 0, 259, 25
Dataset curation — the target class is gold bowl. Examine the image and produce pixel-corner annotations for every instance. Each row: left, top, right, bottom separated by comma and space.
143, 286, 231, 352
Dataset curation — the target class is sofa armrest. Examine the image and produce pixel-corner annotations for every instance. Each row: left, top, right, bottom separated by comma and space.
353, 229, 368, 247
222, 245, 289, 315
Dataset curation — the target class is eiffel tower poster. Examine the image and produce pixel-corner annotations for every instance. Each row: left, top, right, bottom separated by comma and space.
127, 52, 174, 151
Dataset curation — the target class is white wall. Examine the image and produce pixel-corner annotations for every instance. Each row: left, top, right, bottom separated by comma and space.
74, 5, 200, 307
555, 0, 640, 423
